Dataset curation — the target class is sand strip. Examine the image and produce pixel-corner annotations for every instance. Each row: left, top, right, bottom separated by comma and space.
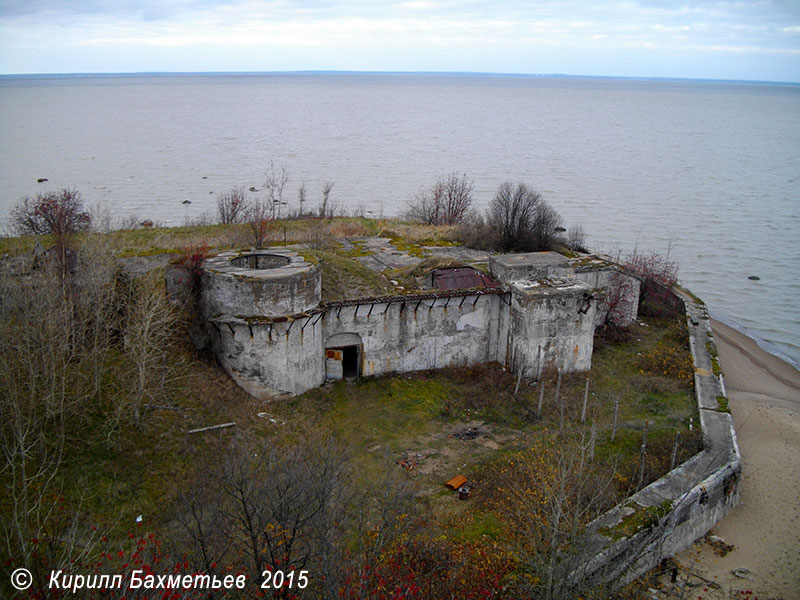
674, 319, 800, 599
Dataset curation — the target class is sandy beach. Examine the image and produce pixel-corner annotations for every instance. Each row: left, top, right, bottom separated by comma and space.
673, 319, 800, 599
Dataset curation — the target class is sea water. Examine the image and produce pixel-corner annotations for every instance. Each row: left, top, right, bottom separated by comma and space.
1, 73, 798, 366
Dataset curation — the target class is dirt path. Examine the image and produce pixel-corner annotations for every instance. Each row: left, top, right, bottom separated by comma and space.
673, 319, 800, 599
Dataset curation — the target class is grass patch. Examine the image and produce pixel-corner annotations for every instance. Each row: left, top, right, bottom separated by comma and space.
598, 500, 673, 540
301, 248, 393, 302
341, 239, 374, 257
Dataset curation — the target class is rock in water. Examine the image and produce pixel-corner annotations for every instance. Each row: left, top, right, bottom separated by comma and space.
748, 275, 760, 281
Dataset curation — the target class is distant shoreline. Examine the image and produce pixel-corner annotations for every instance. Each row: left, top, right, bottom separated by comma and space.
1, 70, 798, 87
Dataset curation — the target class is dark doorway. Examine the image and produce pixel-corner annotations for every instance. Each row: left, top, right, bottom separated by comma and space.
342, 345, 359, 380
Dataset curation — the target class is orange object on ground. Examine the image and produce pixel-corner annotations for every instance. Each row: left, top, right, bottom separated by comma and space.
445, 475, 467, 490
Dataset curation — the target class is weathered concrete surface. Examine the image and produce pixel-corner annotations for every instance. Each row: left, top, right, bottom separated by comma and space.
322, 292, 507, 378
209, 314, 326, 398
489, 251, 575, 283
507, 280, 598, 376
202, 249, 321, 319
571, 257, 642, 326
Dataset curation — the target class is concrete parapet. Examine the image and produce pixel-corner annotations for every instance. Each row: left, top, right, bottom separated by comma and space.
201, 249, 321, 320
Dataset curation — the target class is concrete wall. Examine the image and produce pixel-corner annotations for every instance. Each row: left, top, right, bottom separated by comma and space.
207, 279, 605, 398
561, 287, 741, 590
322, 293, 508, 378
507, 282, 598, 377
209, 314, 326, 398
573, 266, 642, 326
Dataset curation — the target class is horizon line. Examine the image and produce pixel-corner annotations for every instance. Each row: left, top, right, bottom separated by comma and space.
1, 69, 798, 86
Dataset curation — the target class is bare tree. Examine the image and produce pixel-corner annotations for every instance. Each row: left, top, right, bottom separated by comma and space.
406, 172, 474, 225
216, 187, 249, 224
491, 429, 617, 599
172, 475, 235, 576
602, 270, 638, 327
0, 249, 117, 578
213, 434, 352, 595
626, 249, 680, 317
120, 273, 184, 429
531, 201, 564, 251
264, 162, 289, 220
486, 181, 563, 252
318, 181, 335, 218
10, 189, 91, 275
488, 181, 539, 251
297, 181, 307, 217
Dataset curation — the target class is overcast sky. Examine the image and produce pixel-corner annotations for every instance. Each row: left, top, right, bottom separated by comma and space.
1, 0, 799, 82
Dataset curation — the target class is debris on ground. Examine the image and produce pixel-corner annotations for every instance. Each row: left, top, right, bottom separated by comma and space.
704, 533, 735, 557
451, 424, 485, 440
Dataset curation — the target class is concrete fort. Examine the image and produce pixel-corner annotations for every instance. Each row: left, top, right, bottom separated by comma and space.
197, 249, 637, 399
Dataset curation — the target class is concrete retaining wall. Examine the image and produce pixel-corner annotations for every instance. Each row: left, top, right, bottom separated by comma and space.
563, 287, 741, 589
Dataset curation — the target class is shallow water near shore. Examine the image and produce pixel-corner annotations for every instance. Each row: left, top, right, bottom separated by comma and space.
1, 73, 798, 366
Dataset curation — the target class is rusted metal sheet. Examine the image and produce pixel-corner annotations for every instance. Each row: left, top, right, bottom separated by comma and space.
445, 474, 468, 490
431, 267, 501, 291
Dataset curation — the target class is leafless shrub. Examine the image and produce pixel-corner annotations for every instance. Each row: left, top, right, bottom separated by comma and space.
603, 270, 639, 327
217, 434, 352, 592
297, 181, 307, 216
246, 197, 273, 248
626, 249, 681, 317
567, 224, 588, 252
406, 172, 474, 225
216, 187, 249, 224
489, 429, 618, 599
115, 214, 141, 231
89, 202, 113, 234
455, 213, 498, 250
302, 223, 335, 250
481, 181, 563, 252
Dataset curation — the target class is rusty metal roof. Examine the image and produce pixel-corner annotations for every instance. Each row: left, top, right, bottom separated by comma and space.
431, 267, 501, 291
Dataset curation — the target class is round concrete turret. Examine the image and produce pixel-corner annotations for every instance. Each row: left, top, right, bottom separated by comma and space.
202, 249, 321, 319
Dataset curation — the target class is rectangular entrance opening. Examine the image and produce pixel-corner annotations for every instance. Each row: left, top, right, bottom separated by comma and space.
341, 345, 359, 380
325, 344, 361, 381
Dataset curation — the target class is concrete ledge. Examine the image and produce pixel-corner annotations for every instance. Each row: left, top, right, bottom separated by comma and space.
201, 248, 322, 319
